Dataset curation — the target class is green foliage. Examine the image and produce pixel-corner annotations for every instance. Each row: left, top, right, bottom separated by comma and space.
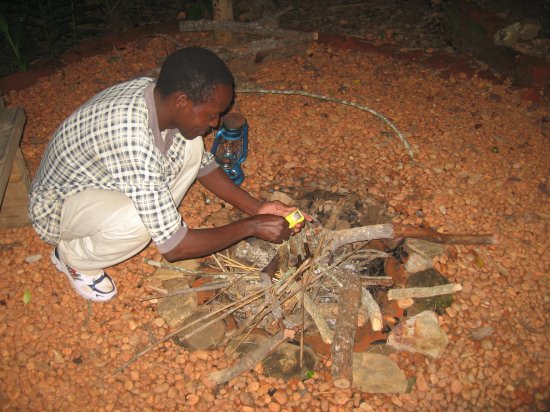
0, 0, 104, 74
23, 290, 32, 305
0, 14, 28, 71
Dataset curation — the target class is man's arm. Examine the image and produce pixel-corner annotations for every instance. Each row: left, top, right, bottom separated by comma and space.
197, 167, 310, 219
163, 167, 315, 262
163, 214, 290, 262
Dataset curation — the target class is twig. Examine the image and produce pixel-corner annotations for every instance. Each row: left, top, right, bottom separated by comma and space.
290, 282, 334, 344
387, 283, 462, 300
230, 260, 311, 344
212, 253, 226, 271
144, 258, 204, 276
236, 88, 414, 159
215, 253, 257, 271
144, 281, 233, 300
144, 257, 253, 278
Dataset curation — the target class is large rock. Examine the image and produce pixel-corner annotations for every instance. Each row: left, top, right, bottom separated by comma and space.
387, 311, 448, 359
404, 239, 445, 260
269, 190, 295, 205
262, 342, 317, 380
352, 352, 408, 393
173, 309, 226, 350
157, 278, 198, 328
404, 252, 433, 273
232, 237, 277, 269
494, 20, 541, 46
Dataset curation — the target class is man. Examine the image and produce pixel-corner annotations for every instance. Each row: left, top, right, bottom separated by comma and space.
29, 46, 307, 302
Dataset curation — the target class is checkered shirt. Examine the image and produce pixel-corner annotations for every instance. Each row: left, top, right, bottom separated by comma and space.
29, 77, 216, 248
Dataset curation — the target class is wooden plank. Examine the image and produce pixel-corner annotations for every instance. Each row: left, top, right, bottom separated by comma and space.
0, 107, 26, 204
0, 180, 30, 227
8, 148, 29, 184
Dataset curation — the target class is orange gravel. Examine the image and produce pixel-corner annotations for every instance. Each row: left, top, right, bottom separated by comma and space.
1, 33, 549, 411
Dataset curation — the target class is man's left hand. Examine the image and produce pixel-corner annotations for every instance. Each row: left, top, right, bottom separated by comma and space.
257, 201, 312, 233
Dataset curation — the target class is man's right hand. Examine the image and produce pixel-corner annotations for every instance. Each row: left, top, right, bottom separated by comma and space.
244, 214, 292, 244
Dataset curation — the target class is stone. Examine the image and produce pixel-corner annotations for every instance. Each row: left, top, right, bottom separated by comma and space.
232, 237, 277, 269
404, 253, 433, 273
470, 326, 494, 340
397, 298, 414, 309
187, 394, 200, 406
387, 310, 448, 359
225, 329, 271, 357
415, 372, 429, 392
262, 342, 317, 380
269, 191, 295, 205
272, 390, 287, 405
450, 379, 462, 394
352, 352, 408, 393
24, 254, 42, 263
406, 269, 453, 316
173, 309, 225, 350
157, 278, 198, 328
404, 239, 446, 260
519, 20, 541, 41
493, 21, 541, 46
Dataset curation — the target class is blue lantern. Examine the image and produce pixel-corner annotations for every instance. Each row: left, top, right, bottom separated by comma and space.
211, 112, 248, 185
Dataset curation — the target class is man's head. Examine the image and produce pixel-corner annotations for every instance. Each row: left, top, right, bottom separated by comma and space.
156, 47, 234, 138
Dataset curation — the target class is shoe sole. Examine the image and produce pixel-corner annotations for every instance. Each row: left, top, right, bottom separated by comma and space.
51, 249, 116, 302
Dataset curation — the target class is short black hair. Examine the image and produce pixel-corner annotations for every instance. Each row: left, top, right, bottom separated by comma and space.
156, 46, 234, 103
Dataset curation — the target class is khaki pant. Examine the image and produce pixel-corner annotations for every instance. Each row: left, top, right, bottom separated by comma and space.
57, 137, 205, 275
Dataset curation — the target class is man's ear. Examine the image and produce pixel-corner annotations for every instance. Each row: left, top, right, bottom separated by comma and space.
173, 92, 193, 112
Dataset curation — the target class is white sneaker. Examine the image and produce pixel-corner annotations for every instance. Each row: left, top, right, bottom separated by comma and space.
51, 247, 117, 302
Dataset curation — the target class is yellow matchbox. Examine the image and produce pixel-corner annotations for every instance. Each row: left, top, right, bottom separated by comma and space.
285, 210, 305, 228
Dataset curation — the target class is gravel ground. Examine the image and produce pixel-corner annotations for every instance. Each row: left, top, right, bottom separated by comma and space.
0, 33, 549, 411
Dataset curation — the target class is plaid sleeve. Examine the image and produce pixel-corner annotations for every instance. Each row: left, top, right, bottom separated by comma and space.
197, 149, 219, 177
98, 119, 183, 245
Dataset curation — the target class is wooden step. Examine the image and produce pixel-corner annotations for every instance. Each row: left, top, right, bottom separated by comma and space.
0, 104, 28, 228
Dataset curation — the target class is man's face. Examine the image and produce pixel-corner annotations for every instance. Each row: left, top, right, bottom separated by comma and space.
174, 84, 233, 139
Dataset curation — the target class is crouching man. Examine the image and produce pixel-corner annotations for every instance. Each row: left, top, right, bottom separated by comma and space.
29, 46, 308, 302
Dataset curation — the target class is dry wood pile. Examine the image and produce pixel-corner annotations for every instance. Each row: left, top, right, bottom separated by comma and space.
128, 193, 494, 391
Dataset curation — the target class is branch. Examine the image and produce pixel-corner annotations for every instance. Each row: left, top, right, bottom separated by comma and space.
387, 283, 462, 300
236, 88, 414, 159
179, 19, 317, 42
331, 270, 362, 389
324, 223, 395, 254
322, 223, 496, 256
393, 224, 495, 245
209, 330, 287, 384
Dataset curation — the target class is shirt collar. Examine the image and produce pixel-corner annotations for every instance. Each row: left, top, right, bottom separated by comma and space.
144, 81, 176, 157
